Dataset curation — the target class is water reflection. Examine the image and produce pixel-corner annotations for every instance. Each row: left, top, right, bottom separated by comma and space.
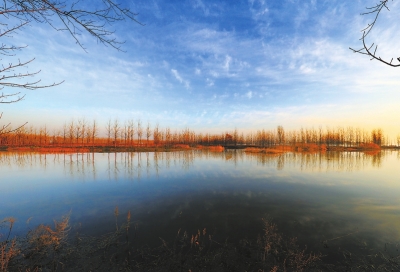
0, 150, 393, 181
0, 149, 399, 266
245, 150, 386, 171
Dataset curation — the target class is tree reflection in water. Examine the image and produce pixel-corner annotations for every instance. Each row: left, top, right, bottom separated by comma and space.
0, 149, 392, 182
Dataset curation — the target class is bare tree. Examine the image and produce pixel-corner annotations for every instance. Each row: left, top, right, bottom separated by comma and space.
106, 119, 112, 145
137, 119, 143, 146
165, 127, 171, 147
146, 121, 151, 147
1, 1, 142, 132
91, 120, 98, 147
153, 123, 160, 146
74, 120, 82, 145
350, 0, 400, 67
277, 126, 285, 146
112, 119, 120, 147
62, 122, 67, 146
122, 122, 129, 147
85, 126, 92, 145
372, 128, 383, 146
78, 118, 87, 146
128, 119, 135, 147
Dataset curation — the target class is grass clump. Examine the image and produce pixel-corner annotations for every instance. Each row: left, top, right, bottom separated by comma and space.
3, 211, 400, 271
133, 218, 322, 271
1, 213, 322, 271
1, 218, 19, 272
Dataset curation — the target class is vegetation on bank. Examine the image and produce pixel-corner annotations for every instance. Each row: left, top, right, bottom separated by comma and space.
1, 120, 399, 151
244, 142, 385, 154
1, 145, 226, 154
2, 211, 400, 271
0, 120, 400, 154
0, 142, 389, 155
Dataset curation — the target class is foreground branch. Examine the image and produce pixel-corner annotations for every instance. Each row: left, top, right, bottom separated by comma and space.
350, 0, 400, 67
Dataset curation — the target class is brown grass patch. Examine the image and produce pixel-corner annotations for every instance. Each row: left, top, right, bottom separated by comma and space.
172, 144, 191, 149
9, 147, 90, 153
207, 145, 224, 152
293, 144, 327, 152
359, 142, 381, 150
245, 147, 285, 154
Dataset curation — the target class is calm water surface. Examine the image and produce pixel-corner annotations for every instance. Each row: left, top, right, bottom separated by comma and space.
1, 150, 399, 262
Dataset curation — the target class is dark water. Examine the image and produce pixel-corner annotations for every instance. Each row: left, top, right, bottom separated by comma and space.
1, 150, 399, 263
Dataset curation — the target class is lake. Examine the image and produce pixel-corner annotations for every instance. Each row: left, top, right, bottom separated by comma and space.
1, 149, 399, 267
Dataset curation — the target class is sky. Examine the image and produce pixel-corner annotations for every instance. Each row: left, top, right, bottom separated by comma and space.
2, 0, 400, 140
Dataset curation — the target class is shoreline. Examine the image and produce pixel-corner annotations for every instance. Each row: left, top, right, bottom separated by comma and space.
0, 143, 398, 154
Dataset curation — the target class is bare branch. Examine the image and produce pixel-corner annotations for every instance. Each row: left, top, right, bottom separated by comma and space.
0, 0, 142, 94
1, 0, 143, 51
350, 0, 400, 67
0, 0, 142, 134
0, 92, 25, 103
360, 0, 390, 37
350, 31, 400, 68
0, 112, 27, 135
0, 58, 65, 90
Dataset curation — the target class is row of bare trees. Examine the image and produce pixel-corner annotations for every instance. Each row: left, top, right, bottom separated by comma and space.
0, 120, 397, 148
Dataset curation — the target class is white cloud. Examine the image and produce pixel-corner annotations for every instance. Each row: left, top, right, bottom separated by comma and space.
193, 0, 209, 16
171, 69, 190, 89
299, 64, 315, 74
223, 55, 232, 72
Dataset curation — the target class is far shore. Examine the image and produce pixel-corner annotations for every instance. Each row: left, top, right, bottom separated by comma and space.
0, 142, 398, 154
242, 142, 398, 155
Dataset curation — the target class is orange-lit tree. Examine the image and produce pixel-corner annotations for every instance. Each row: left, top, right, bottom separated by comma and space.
146, 122, 152, 147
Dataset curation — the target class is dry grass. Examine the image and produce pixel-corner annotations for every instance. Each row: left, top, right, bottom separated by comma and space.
2, 211, 400, 271
8, 147, 90, 153
0, 218, 19, 272
0, 239, 19, 272
2, 212, 322, 271
171, 144, 191, 149
245, 144, 329, 154
197, 145, 225, 152
254, 219, 322, 272
207, 145, 224, 152
27, 214, 70, 251
293, 144, 327, 152
244, 147, 285, 154
359, 142, 381, 150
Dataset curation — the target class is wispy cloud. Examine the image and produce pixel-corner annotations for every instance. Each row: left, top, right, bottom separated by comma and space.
171, 69, 190, 89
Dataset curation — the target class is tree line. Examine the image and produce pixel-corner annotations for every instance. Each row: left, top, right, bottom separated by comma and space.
0, 119, 398, 148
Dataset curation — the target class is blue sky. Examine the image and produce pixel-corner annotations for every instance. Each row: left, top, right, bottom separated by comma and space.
3, 0, 400, 140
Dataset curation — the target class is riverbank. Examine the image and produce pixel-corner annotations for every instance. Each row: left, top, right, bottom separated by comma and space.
2, 145, 225, 154
243, 142, 396, 154
1, 142, 397, 154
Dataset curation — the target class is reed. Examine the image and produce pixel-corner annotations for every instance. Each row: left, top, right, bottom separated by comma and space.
2, 212, 400, 271
0, 218, 19, 272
